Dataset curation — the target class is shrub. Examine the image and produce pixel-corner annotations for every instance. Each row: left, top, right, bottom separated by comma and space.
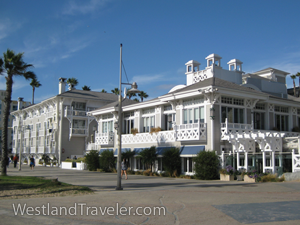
42, 154, 50, 164
150, 127, 161, 135
260, 174, 285, 182
135, 171, 142, 175
127, 170, 135, 175
85, 150, 100, 171
131, 128, 138, 135
75, 157, 85, 162
99, 149, 115, 172
143, 169, 151, 176
193, 150, 219, 180
162, 147, 181, 177
138, 146, 157, 171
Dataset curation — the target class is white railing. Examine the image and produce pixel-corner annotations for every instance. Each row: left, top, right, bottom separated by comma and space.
38, 146, 44, 153
122, 130, 176, 144
174, 123, 207, 141
64, 107, 87, 117
95, 132, 114, 146
24, 131, 30, 139
71, 128, 87, 135
30, 147, 37, 154
31, 131, 37, 138
38, 129, 45, 136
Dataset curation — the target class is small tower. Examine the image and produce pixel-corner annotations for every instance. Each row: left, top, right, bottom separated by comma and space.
227, 59, 243, 72
59, 77, 67, 94
205, 54, 222, 68
185, 60, 200, 74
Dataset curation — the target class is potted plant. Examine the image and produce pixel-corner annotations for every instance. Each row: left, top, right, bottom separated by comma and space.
131, 128, 138, 136
150, 127, 161, 135
235, 169, 243, 181
244, 170, 264, 182
219, 165, 235, 181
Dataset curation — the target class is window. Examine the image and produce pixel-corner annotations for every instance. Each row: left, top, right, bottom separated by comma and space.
183, 158, 193, 173
71, 102, 86, 111
221, 96, 244, 106
275, 115, 288, 131
143, 116, 155, 132
221, 107, 244, 123
124, 119, 134, 134
102, 121, 113, 133
254, 112, 265, 130
73, 120, 86, 128
183, 107, 204, 124
12, 105, 18, 111
164, 114, 175, 130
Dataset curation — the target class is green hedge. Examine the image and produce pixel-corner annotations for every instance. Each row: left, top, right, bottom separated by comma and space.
193, 151, 219, 180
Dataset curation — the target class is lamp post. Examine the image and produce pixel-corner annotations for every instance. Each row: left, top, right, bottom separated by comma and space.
116, 44, 140, 190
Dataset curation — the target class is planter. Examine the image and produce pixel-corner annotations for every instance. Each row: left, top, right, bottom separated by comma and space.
220, 174, 234, 181
236, 175, 243, 181
244, 175, 256, 183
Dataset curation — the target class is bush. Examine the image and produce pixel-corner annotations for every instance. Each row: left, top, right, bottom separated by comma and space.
135, 171, 142, 175
99, 149, 115, 172
85, 150, 100, 171
127, 170, 135, 175
193, 150, 219, 180
143, 169, 151, 176
42, 154, 50, 164
260, 174, 285, 182
138, 146, 157, 171
162, 147, 181, 177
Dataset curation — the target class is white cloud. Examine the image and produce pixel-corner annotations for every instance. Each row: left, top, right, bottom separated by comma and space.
131, 73, 167, 85
62, 0, 109, 15
0, 18, 23, 40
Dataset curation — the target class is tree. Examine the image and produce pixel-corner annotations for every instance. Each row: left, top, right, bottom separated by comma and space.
30, 78, 41, 104
193, 150, 219, 180
111, 87, 119, 95
138, 91, 149, 102
121, 149, 136, 170
162, 147, 181, 177
133, 98, 140, 102
101, 89, 107, 93
85, 150, 100, 171
0, 49, 36, 176
99, 149, 115, 172
82, 85, 91, 91
296, 72, 300, 97
127, 92, 136, 99
67, 77, 78, 90
137, 146, 157, 171
291, 75, 297, 97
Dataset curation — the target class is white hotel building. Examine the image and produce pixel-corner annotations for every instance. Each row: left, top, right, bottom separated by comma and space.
11, 78, 120, 164
88, 54, 300, 175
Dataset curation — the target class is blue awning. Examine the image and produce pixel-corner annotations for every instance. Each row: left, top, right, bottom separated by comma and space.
133, 148, 146, 155
156, 147, 174, 155
180, 146, 205, 156
114, 148, 132, 156
99, 148, 113, 155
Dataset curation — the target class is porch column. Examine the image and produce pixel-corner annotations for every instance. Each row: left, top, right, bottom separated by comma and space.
271, 151, 275, 174
262, 151, 266, 173
181, 158, 184, 174
245, 151, 248, 171
236, 151, 240, 170
221, 151, 225, 169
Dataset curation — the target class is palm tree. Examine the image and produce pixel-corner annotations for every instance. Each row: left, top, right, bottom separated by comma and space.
101, 89, 107, 93
30, 78, 41, 104
127, 92, 136, 99
0, 49, 36, 176
296, 72, 300, 97
133, 98, 140, 102
67, 77, 78, 90
138, 91, 149, 102
82, 85, 91, 91
291, 75, 297, 97
111, 88, 119, 95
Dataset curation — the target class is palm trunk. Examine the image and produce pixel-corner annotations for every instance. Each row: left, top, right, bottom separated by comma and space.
1, 75, 13, 176
293, 80, 296, 97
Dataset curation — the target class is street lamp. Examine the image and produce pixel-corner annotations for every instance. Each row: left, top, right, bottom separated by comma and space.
116, 44, 140, 190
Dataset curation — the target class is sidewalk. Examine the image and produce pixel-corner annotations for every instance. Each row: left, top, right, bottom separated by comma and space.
1, 166, 300, 224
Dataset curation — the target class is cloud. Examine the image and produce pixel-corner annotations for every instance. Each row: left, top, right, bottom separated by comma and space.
0, 18, 23, 40
131, 73, 168, 85
62, 0, 109, 15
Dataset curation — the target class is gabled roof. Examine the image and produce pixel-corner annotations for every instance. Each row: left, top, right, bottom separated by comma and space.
58, 89, 118, 102
252, 67, 289, 76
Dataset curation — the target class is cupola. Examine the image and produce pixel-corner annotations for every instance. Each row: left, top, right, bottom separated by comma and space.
205, 54, 222, 68
227, 59, 243, 72
185, 60, 200, 74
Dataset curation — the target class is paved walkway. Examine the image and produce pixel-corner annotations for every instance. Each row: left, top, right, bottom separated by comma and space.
1, 166, 300, 224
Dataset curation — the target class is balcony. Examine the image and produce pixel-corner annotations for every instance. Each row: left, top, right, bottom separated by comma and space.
30, 146, 37, 153
174, 123, 207, 141
71, 127, 87, 136
31, 130, 37, 138
45, 146, 56, 154
38, 146, 44, 153
95, 132, 114, 146
86, 143, 98, 150
64, 107, 87, 117
22, 147, 30, 154
24, 131, 30, 139
122, 130, 176, 145
38, 129, 45, 137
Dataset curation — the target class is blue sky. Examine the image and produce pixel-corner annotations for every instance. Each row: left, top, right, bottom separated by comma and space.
1, 0, 300, 103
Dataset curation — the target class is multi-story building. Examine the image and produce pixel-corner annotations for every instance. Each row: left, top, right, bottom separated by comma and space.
89, 54, 300, 175
11, 78, 120, 164
0, 90, 31, 153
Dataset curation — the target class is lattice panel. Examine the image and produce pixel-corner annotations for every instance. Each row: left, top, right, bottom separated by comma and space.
268, 104, 274, 112
193, 73, 207, 83
245, 99, 252, 108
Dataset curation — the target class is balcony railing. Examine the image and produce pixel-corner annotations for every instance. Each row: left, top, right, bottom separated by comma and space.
24, 131, 30, 139
38, 146, 44, 153
30, 146, 37, 154
95, 132, 114, 146
174, 123, 207, 141
64, 107, 87, 117
122, 130, 176, 144
71, 128, 87, 135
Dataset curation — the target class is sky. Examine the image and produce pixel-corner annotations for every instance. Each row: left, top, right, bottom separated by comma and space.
1, 0, 300, 103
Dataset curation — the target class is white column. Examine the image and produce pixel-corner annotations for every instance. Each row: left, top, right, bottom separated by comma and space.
221, 151, 225, 169
245, 151, 248, 171
237, 151, 240, 170
262, 151, 266, 173
271, 151, 275, 174
292, 149, 295, 173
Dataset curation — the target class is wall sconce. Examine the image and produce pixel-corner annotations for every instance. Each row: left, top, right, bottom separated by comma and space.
210, 107, 215, 120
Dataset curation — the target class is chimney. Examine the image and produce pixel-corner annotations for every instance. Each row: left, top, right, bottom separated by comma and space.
18, 97, 24, 110
59, 77, 67, 94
